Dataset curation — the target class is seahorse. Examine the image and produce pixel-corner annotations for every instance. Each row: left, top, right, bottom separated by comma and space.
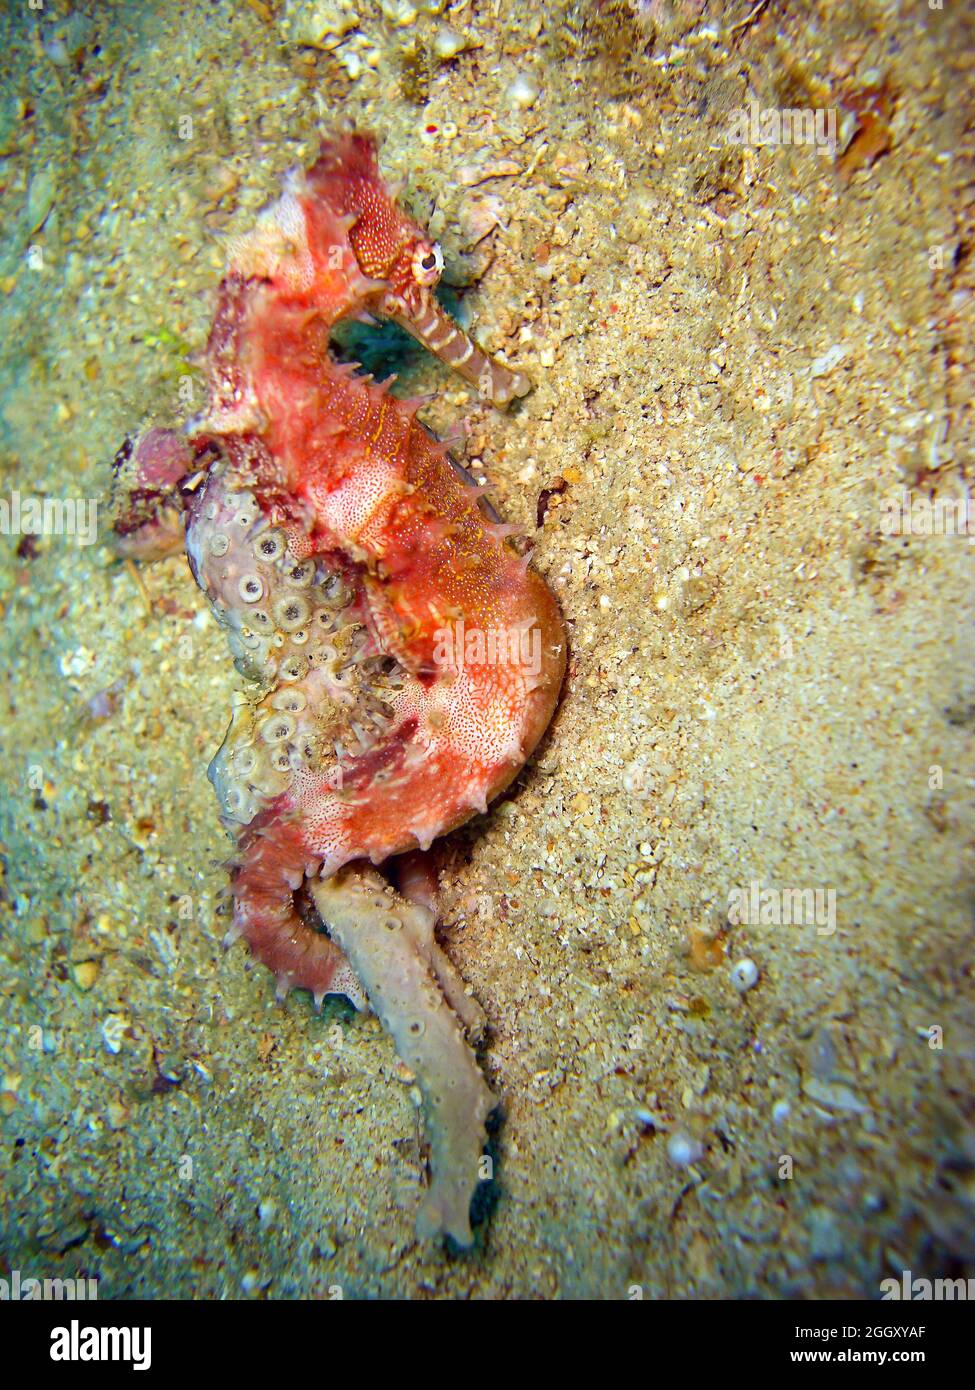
114, 134, 566, 1246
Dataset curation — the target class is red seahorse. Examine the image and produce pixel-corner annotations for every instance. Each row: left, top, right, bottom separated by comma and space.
115, 134, 566, 1245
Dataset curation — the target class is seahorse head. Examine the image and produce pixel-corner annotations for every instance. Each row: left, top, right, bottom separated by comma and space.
306, 132, 445, 316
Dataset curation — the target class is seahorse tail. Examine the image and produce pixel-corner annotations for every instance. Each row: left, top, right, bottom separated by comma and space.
228, 808, 365, 1010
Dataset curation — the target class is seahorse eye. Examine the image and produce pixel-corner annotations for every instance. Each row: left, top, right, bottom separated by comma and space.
412, 241, 444, 286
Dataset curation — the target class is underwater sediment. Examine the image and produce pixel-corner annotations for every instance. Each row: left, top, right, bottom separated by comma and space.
0, 0, 972, 1300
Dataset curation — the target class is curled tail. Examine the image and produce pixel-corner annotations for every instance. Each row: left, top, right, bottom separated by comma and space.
228, 807, 366, 1010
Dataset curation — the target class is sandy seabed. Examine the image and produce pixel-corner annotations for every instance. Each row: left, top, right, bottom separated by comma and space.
0, 0, 972, 1298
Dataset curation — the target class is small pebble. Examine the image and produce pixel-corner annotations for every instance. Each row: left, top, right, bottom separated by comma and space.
803, 1075, 868, 1114
26, 167, 58, 234
731, 957, 759, 992
433, 24, 466, 59
106, 1098, 130, 1130
667, 1132, 703, 1167
73, 959, 100, 990
506, 73, 540, 110
44, 36, 70, 67
380, 0, 417, 25
810, 343, 848, 378
101, 1014, 129, 1054
723, 209, 747, 239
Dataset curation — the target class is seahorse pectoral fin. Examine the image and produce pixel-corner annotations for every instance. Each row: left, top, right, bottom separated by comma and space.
388, 297, 531, 409
311, 865, 495, 1247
